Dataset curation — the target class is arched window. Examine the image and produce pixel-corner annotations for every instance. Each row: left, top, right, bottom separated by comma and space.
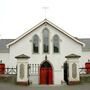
43, 28, 49, 53
53, 35, 59, 53
33, 35, 39, 53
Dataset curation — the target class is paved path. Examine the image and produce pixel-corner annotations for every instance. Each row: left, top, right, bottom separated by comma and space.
0, 83, 90, 90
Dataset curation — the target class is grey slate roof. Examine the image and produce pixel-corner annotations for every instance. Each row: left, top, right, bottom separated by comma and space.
0, 39, 15, 53
79, 38, 90, 51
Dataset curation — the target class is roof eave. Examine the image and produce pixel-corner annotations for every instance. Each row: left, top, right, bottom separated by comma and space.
46, 19, 85, 47
7, 19, 47, 47
7, 19, 85, 47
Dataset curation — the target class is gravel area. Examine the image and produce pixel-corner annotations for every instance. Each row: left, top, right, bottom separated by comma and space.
0, 83, 90, 90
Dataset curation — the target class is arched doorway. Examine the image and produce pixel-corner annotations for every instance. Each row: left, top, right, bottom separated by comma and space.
40, 61, 53, 85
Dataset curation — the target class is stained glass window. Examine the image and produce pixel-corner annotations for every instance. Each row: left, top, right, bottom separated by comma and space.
33, 35, 39, 53
43, 29, 49, 53
53, 35, 59, 53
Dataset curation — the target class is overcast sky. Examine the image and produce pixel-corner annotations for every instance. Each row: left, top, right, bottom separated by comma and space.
0, 0, 90, 39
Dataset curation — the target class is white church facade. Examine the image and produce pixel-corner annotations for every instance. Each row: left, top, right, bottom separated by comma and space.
0, 19, 90, 85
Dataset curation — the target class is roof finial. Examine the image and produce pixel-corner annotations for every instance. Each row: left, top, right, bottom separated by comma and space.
42, 7, 49, 19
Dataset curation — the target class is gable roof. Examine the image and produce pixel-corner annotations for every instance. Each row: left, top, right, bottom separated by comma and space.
15, 54, 30, 59
65, 53, 81, 58
79, 38, 90, 51
0, 39, 15, 53
7, 19, 85, 47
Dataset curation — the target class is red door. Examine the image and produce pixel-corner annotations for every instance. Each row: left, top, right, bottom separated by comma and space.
40, 67, 53, 84
40, 68, 47, 84
48, 68, 53, 84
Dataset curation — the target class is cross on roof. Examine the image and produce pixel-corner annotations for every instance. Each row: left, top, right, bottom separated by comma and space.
42, 7, 49, 19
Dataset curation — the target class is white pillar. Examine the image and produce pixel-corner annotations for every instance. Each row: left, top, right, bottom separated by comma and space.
15, 54, 30, 85
65, 54, 80, 85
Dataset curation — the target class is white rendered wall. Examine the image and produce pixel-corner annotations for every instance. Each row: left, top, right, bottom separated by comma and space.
79, 51, 90, 68
9, 23, 82, 85
0, 53, 10, 68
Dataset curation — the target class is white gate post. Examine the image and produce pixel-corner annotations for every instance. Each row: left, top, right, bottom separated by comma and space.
15, 54, 30, 85
65, 54, 81, 85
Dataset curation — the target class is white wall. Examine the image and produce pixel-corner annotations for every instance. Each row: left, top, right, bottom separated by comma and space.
0, 53, 10, 68
9, 23, 82, 85
80, 51, 90, 68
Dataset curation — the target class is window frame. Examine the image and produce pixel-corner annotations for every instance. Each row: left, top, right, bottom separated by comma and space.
53, 34, 60, 53
32, 34, 39, 53
43, 28, 49, 53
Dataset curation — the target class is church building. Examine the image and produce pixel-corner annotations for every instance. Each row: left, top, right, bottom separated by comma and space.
0, 19, 90, 85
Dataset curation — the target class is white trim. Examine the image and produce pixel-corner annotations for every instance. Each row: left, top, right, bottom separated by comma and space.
7, 19, 85, 48
46, 20, 85, 47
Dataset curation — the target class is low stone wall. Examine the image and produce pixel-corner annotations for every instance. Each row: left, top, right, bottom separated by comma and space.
80, 74, 90, 83
0, 74, 16, 84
